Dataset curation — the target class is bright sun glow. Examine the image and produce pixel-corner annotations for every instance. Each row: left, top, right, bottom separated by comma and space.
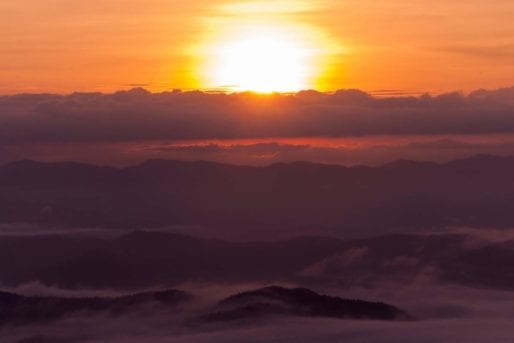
208, 28, 315, 93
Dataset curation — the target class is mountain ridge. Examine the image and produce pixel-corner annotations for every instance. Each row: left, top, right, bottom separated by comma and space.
2, 154, 514, 239
2, 153, 509, 170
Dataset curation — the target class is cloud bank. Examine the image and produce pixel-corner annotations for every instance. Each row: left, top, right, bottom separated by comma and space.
4, 87, 514, 165
2, 86, 514, 144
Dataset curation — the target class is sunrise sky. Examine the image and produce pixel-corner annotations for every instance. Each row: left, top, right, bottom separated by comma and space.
4, 4, 514, 342
3, 0, 514, 94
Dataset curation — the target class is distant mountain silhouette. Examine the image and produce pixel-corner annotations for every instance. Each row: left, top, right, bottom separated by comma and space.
1, 231, 513, 290
2, 155, 514, 238
0, 289, 191, 326
200, 286, 410, 322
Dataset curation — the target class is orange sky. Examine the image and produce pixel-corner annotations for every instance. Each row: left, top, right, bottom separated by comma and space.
2, 0, 514, 94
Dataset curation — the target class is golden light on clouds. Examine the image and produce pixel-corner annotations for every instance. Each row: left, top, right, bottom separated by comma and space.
192, 1, 341, 92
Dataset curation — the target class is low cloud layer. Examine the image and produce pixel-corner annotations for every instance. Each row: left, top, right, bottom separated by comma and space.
2, 282, 514, 343
2, 86, 514, 145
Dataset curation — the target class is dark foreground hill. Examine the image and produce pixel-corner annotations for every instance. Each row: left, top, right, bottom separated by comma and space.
201, 286, 410, 322
0, 286, 409, 327
2, 155, 514, 238
0, 289, 191, 326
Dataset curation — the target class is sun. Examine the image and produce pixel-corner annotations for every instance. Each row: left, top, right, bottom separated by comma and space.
207, 28, 314, 93
193, 21, 341, 93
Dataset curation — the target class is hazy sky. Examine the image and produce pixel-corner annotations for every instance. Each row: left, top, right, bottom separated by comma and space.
2, 0, 514, 93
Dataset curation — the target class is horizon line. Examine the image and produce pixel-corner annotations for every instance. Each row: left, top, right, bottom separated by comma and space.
2, 153, 509, 170
5, 85, 514, 98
